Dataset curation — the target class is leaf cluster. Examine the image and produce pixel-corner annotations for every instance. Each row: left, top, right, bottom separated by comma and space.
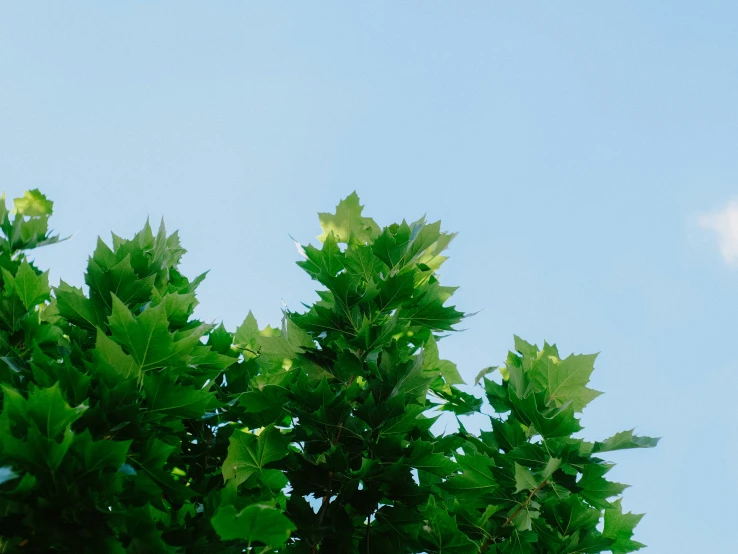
0, 191, 658, 554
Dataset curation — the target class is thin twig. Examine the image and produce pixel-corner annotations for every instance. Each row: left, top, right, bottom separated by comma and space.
479, 479, 549, 554
502, 479, 549, 528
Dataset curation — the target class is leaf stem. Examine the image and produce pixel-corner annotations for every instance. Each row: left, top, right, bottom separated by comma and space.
502, 479, 548, 528
478, 479, 549, 553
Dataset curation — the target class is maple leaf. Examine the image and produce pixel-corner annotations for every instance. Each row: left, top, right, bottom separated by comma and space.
108, 295, 210, 372
317, 191, 381, 243
603, 499, 646, 553
529, 351, 602, 412
222, 425, 290, 487
211, 503, 296, 546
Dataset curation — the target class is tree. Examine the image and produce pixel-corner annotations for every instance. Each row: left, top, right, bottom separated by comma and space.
0, 190, 657, 553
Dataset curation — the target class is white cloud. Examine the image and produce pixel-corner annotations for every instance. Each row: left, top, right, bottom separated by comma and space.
698, 200, 738, 266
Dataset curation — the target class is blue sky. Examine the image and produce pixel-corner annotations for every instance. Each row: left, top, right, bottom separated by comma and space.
2, 2, 737, 552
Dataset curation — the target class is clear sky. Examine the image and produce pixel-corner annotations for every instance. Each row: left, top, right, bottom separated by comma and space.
1, 2, 736, 552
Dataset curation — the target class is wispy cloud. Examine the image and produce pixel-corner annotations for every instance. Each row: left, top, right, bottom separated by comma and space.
698, 200, 738, 267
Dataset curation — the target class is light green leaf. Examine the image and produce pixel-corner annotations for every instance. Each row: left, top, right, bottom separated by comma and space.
514, 463, 539, 493
234, 311, 260, 349
510, 505, 540, 532
317, 192, 380, 244
530, 352, 602, 412
514, 335, 538, 358
13, 189, 53, 217
540, 457, 561, 480
592, 429, 660, 453
474, 366, 497, 386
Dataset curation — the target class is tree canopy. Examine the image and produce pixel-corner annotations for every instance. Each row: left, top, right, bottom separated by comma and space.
0, 190, 658, 553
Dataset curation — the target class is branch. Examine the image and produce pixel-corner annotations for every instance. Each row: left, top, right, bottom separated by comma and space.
314, 373, 356, 550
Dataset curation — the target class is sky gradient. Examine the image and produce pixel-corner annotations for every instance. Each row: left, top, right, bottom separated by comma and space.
2, 3, 737, 552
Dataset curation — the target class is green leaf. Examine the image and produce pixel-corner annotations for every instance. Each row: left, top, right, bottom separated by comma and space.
317, 192, 380, 244
603, 499, 645, 553
484, 377, 511, 413
514, 463, 539, 493
25, 382, 88, 438
424, 335, 465, 385
419, 496, 477, 554
442, 452, 497, 496
546, 496, 602, 536
510, 388, 583, 439
514, 335, 538, 358
389, 355, 437, 403
592, 430, 660, 453
2, 260, 50, 309
474, 366, 497, 386
400, 291, 464, 331
432, 382, 483, 415
559, 529, 613, 554
211, 503, 295, 545
108, 295, 209, 371
509, 505, 541, 533
577, 464, 629, 510
0, 191, 8, 225
406, 440, 458, 477
73, 430, 132, 474
143, 371, 216, 418
239, 385, 290, 413
13, 189, 53, 217
540, 457, 561, 480
377, 271, 415, 312
222, 425, 290, 486
405, 219, 442, 264
87, 253, 156, 309
56, 280, 103, 329
234, 310, 260, 349
342, 242, 384, 282
529, 352, 602, 412
92, 330, 139, 380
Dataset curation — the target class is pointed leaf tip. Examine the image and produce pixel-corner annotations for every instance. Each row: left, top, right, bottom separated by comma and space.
317, 193, 380, 244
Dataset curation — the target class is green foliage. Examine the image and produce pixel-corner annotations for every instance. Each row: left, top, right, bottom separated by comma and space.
0, 191, 243, 553
0, 190, 658, 553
